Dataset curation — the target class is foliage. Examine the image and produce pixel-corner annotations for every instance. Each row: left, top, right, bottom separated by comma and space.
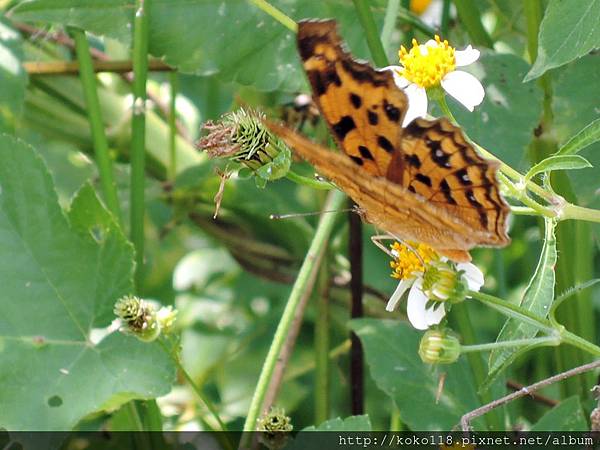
0, 0, 598, 437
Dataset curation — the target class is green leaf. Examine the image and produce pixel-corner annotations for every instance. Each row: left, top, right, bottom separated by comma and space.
487, 218, 557, 382
557, 118, 600, 155
0, 18, 27, 132
447, 53, 544, 170
525, 0, 600, 81
524, 154, 592, 181
302, 415, 372, 431
530, 396, 587, 431
350, 319, 481, 430
0, 135, 174, 429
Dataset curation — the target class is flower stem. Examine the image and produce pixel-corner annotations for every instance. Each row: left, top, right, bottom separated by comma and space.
453, 0, 493, 48
314, 258, 330, 424
69, 27, 122, 223
158, 340, 234, 450
130, 0, 149, 290
561, 203, 600, 223
168, 71, 178, 180
240, 190, 346, 442
248, 0, 297, 32
381, 0, 401, 52
461, 336, 559, 353
352, 0, 389, 66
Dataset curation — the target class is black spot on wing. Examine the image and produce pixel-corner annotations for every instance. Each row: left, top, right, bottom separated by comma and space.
415, 173, 432, 187
306, 68, 341, 97
341, 59, 388, 86
428, 138, 452, 168
350, 93, 362, 108
405, 153, 421, 168
383, 100, 401, 123
367, 110, 379, 125
455, 168, 472, 186
350, 156, 363, 166
408, 185, 416, 193
358, 145, 374, 160
332, 116, 356, 140
440, 179, 457, 204
377, 135, 394, 153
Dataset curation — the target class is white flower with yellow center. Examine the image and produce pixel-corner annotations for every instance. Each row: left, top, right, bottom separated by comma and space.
384, 35, 484, 127
385, 241, 484, 330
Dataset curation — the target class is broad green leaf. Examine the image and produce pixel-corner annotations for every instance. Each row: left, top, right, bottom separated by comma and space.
350, 319, 481, 430
0, 135, 174, 429
557, 118, 600, 155
525, 0, 600, 81
0, 18, 27, 132
524, 154, 592, 181
303, 415, 371, 431
12, 0, 370, 92
447, 53, 543, 170
530, 396, 587, 431
487, 218, 557, 381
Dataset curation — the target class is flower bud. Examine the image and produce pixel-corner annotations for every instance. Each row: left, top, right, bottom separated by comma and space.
422, 261, 468, 304
257, 407, 293, 450
418, 329, 461, 364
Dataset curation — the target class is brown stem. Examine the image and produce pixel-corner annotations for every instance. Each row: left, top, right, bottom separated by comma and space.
506, 380, 558, 407
460, 359, 600, 430
23, 59, 171, 75
348, 201, 364, 414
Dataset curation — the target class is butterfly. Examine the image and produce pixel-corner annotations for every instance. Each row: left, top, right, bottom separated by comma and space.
268, 19, 510, 262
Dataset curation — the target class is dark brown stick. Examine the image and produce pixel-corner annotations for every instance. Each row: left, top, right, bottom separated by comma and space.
23, 59, 172, 75
460, 359, 600, 430
506, 379, 558, 407
348, 200, 364, 414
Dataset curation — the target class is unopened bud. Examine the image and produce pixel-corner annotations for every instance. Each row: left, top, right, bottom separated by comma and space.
418, 329, 461, 364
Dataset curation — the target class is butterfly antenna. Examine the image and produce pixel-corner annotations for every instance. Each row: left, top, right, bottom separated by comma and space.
270, 208, 355, 220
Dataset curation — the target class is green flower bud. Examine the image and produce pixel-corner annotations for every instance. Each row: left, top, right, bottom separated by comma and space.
418, 329, 461, 364
422, 261, 468, 304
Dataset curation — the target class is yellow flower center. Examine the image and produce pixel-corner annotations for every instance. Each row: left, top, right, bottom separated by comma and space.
390, 241, 438, 280
398, 35, 456, 88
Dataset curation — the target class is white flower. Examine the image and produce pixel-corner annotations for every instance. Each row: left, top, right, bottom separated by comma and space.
383, 35, 485, 127
384, 241, 485, 330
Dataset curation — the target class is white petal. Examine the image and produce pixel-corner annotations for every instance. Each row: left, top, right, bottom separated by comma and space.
457, 262, 485, 291
441, 70, 485, 111
407, 279, 446, 330
401, 84, 428, 127
407, 280, 430, 330
385, 278, 414, 312
383, 66, 410, 88
455, 46, 480, 66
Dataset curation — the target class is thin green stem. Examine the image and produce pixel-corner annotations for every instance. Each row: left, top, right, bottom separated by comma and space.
240, 190, 346, 442
249, 0, 297, 32
158, 340, 234, 450
461, 336, 559, 353
130, 0, 149, 290
397, 4, 436, 36
453, 0, 493, 48
168, 71, 178, 180
561, 203, 600, 223
69, 27, 122, 222
381, 0, 401, 52
469, 290, 555, 333
561, 330, 600, 356
285, 170, 334, 190
441, 0, 451, 37
352, 0, 389, 66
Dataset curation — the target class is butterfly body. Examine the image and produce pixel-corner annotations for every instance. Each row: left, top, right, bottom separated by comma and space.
271, 20, 510, 262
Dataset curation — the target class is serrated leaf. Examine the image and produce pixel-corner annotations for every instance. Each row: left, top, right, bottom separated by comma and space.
530, 396, 587, 431
350, 319, 481, 430
524, 154, 592, 181
487, 218, 557, 382
525, 0, 600, 81
557, 118, 600, 155
0, 135, 174, 429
